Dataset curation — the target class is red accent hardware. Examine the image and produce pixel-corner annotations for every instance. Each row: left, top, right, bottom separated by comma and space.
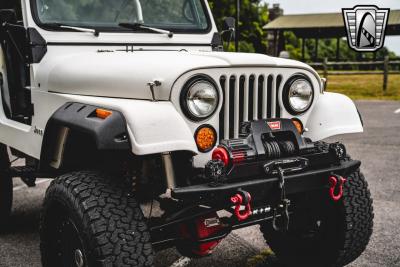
194, 213, 224, 256
267, 121, 281, 130
232, 152, 246, 164
230, 191, 252, 221
179, 213, 224, 256
329, 176, 346, 201
212, 147, 230, 166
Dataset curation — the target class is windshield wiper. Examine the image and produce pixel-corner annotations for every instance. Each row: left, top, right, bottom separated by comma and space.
119, 22, 173, 38
42, 23, 100, 37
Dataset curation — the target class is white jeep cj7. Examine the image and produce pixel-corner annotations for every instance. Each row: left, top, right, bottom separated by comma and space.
0, 1, 373, 266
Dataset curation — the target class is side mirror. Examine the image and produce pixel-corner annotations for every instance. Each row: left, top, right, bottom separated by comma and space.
0, 9, 17, 24
224, 17, 236, 32
219, 17, 236, 50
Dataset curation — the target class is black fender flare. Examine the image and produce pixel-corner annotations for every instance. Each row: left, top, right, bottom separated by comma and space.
40, 102, 130, 169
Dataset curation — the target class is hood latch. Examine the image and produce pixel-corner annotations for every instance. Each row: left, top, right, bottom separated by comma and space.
147, 80, 162, 101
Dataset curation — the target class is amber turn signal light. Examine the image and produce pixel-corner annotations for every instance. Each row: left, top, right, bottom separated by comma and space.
95, 109, 112, 119
292, 118, 304, 134
195, 125, 217, 153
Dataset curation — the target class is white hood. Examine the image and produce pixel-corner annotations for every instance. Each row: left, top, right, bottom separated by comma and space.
36, 50, 315, 100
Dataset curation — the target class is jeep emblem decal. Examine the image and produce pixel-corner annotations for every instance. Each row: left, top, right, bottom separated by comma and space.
267, 121, 281, 130
342, 5, 390, 52
33, 126, 44, 136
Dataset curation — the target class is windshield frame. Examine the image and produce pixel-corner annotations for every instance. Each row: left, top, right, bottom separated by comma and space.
29, 0, 213, 35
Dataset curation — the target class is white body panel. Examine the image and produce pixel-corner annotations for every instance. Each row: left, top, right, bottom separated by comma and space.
304, 92, 363, 141
0, 90, 198, 159
37, 50, 228, 100
0, 0, 363, 168
34, 48, 316, 101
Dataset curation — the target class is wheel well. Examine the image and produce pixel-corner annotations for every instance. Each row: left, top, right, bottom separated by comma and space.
40, 103, 198, 190
41, 126, 132, 172
40, 103, 131, 172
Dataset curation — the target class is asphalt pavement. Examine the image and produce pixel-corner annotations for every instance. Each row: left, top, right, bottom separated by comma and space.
0, 100, 399, 267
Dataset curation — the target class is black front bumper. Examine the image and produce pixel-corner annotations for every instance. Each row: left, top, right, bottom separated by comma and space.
172, 159, 360, 204
173, 119, 358, 205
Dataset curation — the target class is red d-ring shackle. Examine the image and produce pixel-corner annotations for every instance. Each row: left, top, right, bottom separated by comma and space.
231, 190, 252, 221
329, 175, 347, 201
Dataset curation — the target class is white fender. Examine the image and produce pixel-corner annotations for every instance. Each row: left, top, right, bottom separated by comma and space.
31, 92, 199, 157
304, 92, 363, 141
124, 101, 198, 155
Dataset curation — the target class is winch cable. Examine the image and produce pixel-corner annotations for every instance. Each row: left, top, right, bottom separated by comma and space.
280, 141, 296, 156
264, 140, 296, 159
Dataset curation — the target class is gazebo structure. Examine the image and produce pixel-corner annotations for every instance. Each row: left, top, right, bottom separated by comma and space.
263, 8, 400, 61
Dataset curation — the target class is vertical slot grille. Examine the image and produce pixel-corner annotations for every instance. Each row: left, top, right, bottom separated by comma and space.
219, 76, 226, 140
266, 75, 273, 118
238, 76, 245, 125
219, 72, 284, 139
257, 76, 264, 119
276, 75, 283, 118
228, 76, 236, 138
248, 75, 254, 121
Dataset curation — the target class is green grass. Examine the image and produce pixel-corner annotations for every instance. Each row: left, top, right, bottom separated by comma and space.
246, 249, 281, 267
325, 74, 400, 100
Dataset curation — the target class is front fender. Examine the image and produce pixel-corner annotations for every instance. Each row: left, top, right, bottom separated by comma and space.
304, 92, 363, 141
125, 101, 198, 155
40, 98, 198, 170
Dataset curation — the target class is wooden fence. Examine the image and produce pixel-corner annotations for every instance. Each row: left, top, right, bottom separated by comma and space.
308, 57, 400, 92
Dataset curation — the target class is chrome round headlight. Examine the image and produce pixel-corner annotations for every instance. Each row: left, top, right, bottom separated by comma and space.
181, 76, 219, 121
283, 75, 314, 115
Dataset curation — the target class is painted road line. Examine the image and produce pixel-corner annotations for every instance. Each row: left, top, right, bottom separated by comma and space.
169, 257, 191, 267
395, 108, 400, 114
13, 179, 52, 191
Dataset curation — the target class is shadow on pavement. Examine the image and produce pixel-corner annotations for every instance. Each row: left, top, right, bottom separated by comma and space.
5, 209, 41, 234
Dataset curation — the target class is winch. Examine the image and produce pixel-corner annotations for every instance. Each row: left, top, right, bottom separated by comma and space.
206, 119, 347, 184
199, 118, 350, 231
212, 119, 307, 167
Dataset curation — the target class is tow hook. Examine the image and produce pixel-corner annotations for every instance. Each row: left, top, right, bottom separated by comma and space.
272, 199, 290, 232
230, 190, 252, 221
272, 167, 290, 232
329, 175, 346, 201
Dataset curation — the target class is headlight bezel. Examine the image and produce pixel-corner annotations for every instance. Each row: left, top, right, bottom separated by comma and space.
282, 74, 315, 115
180, 75, 220, 122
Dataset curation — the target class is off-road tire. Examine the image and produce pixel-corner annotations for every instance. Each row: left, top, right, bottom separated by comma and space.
40, 171, 154, 267
260, 170, 373, 267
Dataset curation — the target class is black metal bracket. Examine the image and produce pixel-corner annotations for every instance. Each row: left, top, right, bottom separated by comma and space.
2, 23, 47, 64
264, 157, 310, 175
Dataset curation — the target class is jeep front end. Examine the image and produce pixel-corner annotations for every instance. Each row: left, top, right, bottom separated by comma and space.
0, 1, 373, 266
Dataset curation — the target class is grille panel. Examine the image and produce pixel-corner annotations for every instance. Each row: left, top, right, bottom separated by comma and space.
219, 73, 283, 139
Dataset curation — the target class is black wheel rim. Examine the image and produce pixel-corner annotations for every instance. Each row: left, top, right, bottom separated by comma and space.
44, 203, 88, 267
58, 218, 86, 267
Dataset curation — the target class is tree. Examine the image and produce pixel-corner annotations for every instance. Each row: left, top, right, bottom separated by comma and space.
208, 0, 269, 53
284, 31, 397, 62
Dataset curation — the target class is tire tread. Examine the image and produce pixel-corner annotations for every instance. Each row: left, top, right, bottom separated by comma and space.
260, 169, 374, 267
40, 171, 154, 267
